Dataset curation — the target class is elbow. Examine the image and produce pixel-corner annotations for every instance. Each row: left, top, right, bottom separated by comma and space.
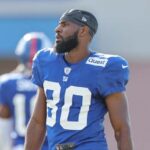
114, 123, 132, 141
114, 123, 134, 150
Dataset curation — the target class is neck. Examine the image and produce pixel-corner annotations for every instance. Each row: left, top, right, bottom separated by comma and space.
64, 46, 90, 64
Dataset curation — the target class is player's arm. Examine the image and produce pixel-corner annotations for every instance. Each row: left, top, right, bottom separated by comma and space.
24, 86, 46, 150
105, 92, 133, 150
0, 104, 11, 118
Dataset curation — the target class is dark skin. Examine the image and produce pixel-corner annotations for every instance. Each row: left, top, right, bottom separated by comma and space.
24, 87, 46, 150
24, 20, 133, 150
106, 92, 133, 150
0, 105, 11, 118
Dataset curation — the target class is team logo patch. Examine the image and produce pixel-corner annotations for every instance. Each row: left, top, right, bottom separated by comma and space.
86, 57, 108, 67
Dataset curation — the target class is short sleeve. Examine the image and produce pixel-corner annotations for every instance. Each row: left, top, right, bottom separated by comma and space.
98, 56, 130, 97
0, 79, 7, 105
32, 52, 43, 87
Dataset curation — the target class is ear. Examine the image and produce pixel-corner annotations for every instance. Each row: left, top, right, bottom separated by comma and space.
78, 26, 90, 38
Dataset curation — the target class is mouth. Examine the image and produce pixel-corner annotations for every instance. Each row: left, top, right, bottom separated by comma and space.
55, 35, 62, 43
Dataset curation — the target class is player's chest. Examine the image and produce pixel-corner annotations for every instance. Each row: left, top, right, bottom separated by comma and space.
42, 63, 100, 89
41, 64, 105, 106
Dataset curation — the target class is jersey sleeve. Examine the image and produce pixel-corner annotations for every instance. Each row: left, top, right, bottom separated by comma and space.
32, 51, 43, 88
0, 78, 8, 105
98, 56, 130, 97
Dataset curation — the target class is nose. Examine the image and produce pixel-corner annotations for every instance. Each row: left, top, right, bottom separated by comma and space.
55, 24, 61, 33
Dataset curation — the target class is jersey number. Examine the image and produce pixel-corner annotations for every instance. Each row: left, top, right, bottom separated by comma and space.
13, 94, 35, 136
44, 80, 91, 130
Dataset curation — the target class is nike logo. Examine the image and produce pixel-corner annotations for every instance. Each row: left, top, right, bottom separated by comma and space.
122, 64, 128, 69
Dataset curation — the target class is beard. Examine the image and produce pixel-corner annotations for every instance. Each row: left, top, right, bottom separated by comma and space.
55, 31, 79, 53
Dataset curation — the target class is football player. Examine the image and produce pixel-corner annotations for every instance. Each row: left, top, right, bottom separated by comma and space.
0, 32, 52, 150
25, 9, 133, 150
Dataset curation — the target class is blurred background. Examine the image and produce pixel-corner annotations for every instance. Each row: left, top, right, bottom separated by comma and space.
0, 0, 149, 149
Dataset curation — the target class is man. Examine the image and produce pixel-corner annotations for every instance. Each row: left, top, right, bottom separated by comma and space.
0, 32, 52, 150
25, 9, 133, 150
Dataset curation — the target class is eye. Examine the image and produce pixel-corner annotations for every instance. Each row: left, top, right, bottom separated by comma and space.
59, 21, 66, 27
59, 21, 70, 28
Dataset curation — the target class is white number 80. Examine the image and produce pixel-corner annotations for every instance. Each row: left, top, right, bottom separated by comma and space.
44, 80, 91, 130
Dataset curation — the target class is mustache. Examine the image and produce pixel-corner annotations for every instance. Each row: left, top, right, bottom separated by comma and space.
55, 34, 63, 40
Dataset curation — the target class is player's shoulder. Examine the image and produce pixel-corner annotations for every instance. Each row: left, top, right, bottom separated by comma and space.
92, 52, 128, 69
0, 72, 23, 85
33, 48, 57, 63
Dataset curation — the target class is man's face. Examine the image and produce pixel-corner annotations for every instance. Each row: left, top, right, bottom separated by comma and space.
54, 20, 80, 53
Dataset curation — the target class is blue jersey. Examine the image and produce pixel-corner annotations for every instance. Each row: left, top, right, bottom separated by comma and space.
0, 73, 48, 150
32, 49, 129, 150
